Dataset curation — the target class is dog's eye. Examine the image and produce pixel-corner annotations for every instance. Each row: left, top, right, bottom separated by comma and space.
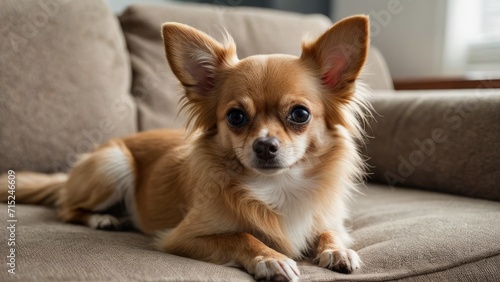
289, 106, 311, 124
226, 109, 248, 127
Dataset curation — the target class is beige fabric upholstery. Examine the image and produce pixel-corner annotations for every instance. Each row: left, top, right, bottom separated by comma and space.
0, 0, 137, 173
365, 90, 500, 201
1, 184, 499, 281
119, 2, 392, 130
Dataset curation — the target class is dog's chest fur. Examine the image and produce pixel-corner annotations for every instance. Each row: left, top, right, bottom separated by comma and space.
245, 166, 317, 257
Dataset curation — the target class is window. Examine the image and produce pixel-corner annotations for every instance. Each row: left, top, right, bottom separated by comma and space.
466, 0, 500, 77
443, 0, 500, 79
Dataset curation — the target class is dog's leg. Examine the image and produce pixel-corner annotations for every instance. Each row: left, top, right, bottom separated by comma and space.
157, 224, 300, 281
314, 230, 361, 274
57, 140, 136, 231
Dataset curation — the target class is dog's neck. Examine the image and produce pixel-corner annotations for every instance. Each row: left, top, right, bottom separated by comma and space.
244, 164, 316, 211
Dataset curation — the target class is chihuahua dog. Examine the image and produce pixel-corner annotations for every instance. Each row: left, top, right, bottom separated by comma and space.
1, 15, 371, 281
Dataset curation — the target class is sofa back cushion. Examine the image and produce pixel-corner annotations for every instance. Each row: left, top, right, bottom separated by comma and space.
0, 0, 136, 173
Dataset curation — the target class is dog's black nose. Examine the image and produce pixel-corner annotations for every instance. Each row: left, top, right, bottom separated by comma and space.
253, 137, 280, 160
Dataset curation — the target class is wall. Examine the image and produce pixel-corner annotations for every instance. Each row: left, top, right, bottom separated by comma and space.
186, 0, 330, 16
106, 0, 172, 13
332, 0, 448, 80
272, 0, 330, 16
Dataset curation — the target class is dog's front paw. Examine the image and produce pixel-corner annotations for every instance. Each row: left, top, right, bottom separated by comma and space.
253, 256, 300, 281
314, 249, 361, 274
88, 214, 121, 230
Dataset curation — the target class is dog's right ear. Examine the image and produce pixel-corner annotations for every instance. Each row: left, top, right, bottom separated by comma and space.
161, 23, 237, 97
301, 15, 369, 93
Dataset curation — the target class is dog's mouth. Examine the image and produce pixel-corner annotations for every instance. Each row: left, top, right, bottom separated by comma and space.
252, 160, 287, 174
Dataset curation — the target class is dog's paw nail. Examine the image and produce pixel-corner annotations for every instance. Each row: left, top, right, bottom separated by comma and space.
254, 257, 300, 281
315, 248, 361, 274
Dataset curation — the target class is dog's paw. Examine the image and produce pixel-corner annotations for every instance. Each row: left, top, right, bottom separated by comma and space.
314, 249, 361, 274
253, 256, 300, 281
88, 214, 122, 230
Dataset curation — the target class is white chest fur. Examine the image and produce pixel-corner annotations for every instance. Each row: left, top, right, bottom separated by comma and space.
245, 166, 317, 257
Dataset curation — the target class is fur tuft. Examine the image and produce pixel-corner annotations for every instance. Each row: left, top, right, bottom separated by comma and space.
0, 172, 67, 206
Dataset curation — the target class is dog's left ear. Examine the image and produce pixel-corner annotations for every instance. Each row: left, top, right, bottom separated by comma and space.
161, 23, 237, 97
301, 15, 369, 91
162, 23, 237, 130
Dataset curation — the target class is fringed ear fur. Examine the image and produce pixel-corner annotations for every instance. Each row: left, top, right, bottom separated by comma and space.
301, 15, 371, 137
161, 23, 237, 130
301, 15, 370, 93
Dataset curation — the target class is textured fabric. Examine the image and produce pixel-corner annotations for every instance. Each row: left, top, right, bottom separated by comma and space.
0, 0, 137, 173
386, 256, 500, 282
365, 89, 500, 201
119, 3, 392, 130
1, 184, 499, 281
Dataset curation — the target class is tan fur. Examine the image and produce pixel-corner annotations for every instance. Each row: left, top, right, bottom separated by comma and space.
0, 172, 67, 206
1, 15, 371, 281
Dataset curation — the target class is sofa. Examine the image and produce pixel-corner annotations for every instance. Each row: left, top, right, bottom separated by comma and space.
1, 1, 499, 281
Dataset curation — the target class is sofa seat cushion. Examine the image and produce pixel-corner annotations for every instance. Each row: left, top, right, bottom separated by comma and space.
1, 184, 498, 281
0, 0, 137, 174
328, 183, 500, 281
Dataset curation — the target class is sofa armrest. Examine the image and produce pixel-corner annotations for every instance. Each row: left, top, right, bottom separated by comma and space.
365, 89, 500, 201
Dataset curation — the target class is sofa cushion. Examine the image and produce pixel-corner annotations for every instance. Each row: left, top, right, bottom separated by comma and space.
1, 184, 498, 281
122, 3, 373, 130
365, 89, 500, 201
0, 0, 137, 173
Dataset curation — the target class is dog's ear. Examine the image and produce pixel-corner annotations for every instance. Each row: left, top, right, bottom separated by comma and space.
161, 23, 237, 96
162, 23, 237, 130
301, 15, 369, 92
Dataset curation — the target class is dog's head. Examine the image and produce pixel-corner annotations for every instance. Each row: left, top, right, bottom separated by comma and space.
162, 16, 369, 175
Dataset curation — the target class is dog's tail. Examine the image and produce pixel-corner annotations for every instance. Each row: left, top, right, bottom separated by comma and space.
0, 171, 67, 207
